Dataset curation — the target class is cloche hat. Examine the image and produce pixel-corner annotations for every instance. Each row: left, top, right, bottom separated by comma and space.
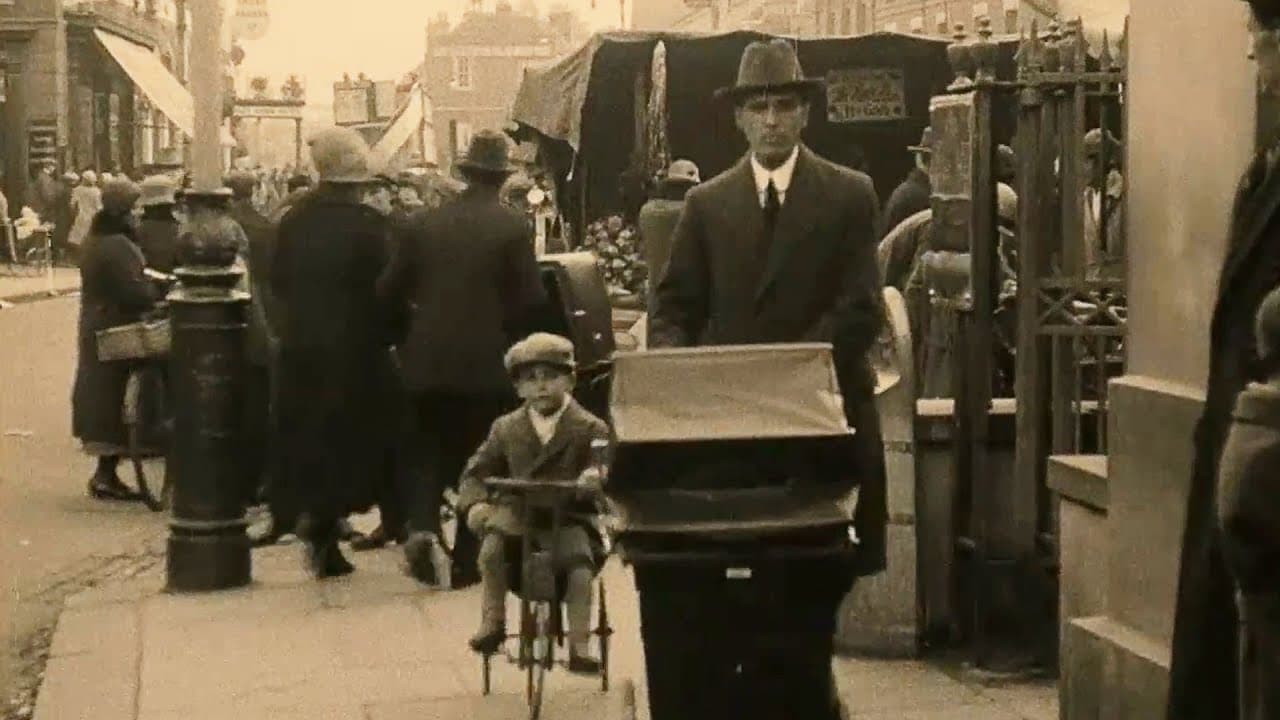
664, 159, 701, 185
504, 333, 576, 376
138, 174, 178, 206
100, 178, 142, 215
715, 39, 824, 103
308, 127, 372, 184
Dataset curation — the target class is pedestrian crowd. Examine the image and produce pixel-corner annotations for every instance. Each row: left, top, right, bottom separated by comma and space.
63, 123, 613, 670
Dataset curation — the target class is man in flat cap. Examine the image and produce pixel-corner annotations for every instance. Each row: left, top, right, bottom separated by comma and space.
1168, 2, 1280, 718
648, 38, 886, 720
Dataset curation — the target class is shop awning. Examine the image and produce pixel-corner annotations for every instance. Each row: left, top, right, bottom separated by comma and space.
94, 29, 235, 147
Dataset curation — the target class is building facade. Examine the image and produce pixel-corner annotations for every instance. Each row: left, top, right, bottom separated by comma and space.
421, 1, 564, 172
0, 0, 190, 210
635, 0, 1056, 37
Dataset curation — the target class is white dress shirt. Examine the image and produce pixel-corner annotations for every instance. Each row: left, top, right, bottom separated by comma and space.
528, 401, 568, 446
750, 145, 800, 208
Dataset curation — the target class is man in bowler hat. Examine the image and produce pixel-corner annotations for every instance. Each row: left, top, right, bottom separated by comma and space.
881, 126, 933, 239
648, 38, 887, 720
380, 130, 548, 588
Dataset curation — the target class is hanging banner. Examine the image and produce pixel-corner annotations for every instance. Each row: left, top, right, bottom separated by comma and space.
825, 68, 906, 123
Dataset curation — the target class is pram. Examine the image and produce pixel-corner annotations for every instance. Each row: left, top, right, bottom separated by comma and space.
605, 343, 865, 720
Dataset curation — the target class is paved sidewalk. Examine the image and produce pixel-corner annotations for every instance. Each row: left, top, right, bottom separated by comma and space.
0, 267, 79, 305
34, 515, 1058, 720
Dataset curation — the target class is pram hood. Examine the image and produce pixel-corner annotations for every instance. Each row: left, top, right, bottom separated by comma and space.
608, 343, 852, 444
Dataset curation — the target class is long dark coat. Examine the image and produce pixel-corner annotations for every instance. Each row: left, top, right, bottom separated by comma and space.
378, 185, 548, 395
229, 199, 277, 368
1168, 150, 1280, 719
136, 209, 180, 273
270, 186, 401, 519
71, 214, 156, 449
648, 144, 888, 576
880, 167, 931, 239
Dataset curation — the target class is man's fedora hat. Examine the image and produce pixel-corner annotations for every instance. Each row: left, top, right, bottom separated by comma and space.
908, 127, 933, 155
715, 39, 824, 102
456, 130, 515, 175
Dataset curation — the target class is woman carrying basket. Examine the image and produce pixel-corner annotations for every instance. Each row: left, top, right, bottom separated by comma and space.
70, 178, 157, 501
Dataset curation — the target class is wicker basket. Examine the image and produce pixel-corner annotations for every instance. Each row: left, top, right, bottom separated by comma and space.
96, 319, 171, 361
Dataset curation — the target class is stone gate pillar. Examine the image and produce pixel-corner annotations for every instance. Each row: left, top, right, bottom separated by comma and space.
1055, 1, 1258, 717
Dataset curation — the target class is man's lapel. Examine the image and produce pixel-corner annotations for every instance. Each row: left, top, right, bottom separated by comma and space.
754, 146, 821, 305
1222, 152, 1280, 297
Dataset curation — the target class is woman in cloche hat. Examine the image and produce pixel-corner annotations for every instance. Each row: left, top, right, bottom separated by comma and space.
71, 178, 159, 502
269, 126, 404, 579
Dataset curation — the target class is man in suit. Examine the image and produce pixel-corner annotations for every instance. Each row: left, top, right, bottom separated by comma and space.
880, 127, 932, 239
379, 130, 549, 588
648, 38, 887, 720
1169, 2, 1280, 716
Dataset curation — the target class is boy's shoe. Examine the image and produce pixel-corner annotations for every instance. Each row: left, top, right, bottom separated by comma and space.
566, 651, 601, 675
468, 622, 507, 655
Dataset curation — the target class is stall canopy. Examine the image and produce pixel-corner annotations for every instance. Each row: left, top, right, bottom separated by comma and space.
510, 30, 1021, 231
370, 84, 436, 169
95, 29, 235, 146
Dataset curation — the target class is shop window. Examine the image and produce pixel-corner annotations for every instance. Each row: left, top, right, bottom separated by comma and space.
1005, 9, 1017, 33
857, 2, 868, 34
937, 11, 948, 34
842, 6, 852, 34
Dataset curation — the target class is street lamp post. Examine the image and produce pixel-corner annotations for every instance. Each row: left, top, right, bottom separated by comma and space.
165, 0, 252, 592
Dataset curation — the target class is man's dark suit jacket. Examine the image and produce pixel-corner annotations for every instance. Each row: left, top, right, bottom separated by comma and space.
379, 186, 548, 395
648, 144, 888, 575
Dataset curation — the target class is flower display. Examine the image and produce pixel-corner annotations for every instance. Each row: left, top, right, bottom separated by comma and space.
581, 214, 647, 298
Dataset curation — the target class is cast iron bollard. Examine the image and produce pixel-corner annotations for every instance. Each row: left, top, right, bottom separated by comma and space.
166, 189, 252, 592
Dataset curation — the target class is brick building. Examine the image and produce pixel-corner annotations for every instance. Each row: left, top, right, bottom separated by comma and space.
0, 0, 194, 208
421, 1, 570, 172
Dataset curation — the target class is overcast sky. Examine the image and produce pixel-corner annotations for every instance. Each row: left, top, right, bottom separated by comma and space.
235, 0, 624, 104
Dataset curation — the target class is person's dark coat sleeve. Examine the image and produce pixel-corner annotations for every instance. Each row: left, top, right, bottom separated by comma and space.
503, 223, 549, 341
101, 235, 155, 314
805, 174, 885, 369
376, 212, 417, 302
648, 194, 709, 347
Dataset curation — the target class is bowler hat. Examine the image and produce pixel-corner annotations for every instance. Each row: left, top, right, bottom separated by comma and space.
715, 39, 824, 103
309, 127, 372, 184
457, 131, 515, 175
908, 127, 933, 155
100, 178, 142, 216
504, 332, 576, 376
139, 175, 178, 206
664, 159, 701, 185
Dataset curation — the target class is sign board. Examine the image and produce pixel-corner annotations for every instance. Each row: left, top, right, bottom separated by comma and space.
234, 0, 270, 41
333, 85, 370, 125
825, 68, 906, 123
373, 81, 397, 120
233, 102, 303, 120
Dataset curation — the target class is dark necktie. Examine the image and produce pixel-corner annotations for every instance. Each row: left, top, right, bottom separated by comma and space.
763, 180, 781, 235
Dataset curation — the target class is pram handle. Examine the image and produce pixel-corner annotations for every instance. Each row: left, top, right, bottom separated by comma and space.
617, 544, 858, 566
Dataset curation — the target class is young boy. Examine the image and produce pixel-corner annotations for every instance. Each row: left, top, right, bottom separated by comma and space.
456, 332, 610, 673
1217, 285, 1280, 720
